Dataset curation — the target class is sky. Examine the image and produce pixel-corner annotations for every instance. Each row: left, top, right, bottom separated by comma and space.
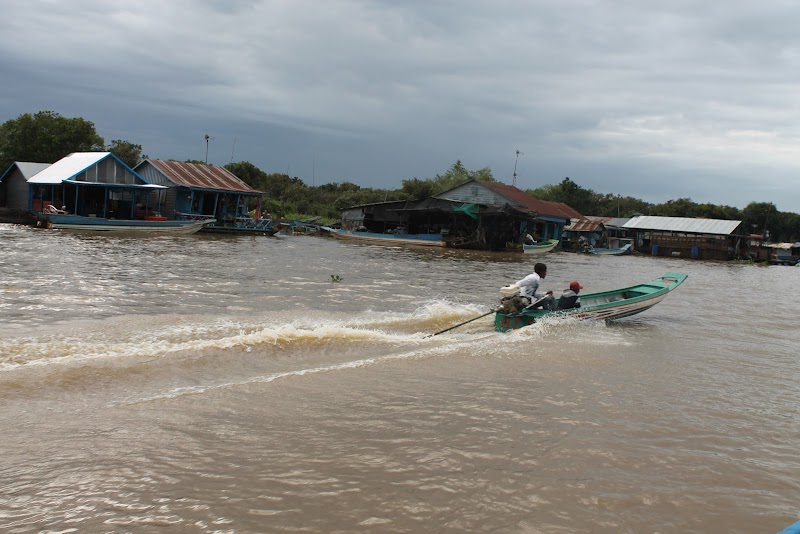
2, 0, 799, 211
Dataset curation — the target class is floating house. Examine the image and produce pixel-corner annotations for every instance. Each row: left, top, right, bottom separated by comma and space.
0, 161, 51, 223
133, 159, 274, 234
765, 243, 800, 265
431, 180, 582, 249
26, 152, 168, 220
622, 215, 746, 260
337, 180, 582, 251
562, 216, 633, 251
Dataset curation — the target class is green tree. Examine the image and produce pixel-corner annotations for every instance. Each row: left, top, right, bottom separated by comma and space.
0, 110, 104, 169
400, 177, 436, 200
108, 139, 146, 168
741, 202, 779, 240
651, 197, 697, 217
528, 177, 595, 215
430, 160, 497, 193
225, 161, 268, 189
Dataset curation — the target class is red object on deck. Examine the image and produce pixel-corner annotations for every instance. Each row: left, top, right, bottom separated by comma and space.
145, 216, 168, 221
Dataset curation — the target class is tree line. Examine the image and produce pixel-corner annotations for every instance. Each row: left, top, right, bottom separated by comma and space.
2, 111, 798, 241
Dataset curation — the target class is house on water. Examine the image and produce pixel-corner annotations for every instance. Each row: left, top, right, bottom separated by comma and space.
562, 216, 633, 251
134, 159, 274, 234
622, 215, 747, 260
338, 180, 582, 251
430, 180, 582, 250
26, 152, 169, 220
0, 161, 51, 223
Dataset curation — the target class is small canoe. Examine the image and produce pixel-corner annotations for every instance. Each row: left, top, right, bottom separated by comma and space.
522, 239, 559, 255
495, 272, 687, 332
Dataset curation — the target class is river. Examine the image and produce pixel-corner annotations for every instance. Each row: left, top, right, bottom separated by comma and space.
1, 223, 798, 533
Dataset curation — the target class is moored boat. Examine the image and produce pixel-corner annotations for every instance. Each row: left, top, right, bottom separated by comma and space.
522, 239, 559, 254
495, 272, 687, 332
36, 213, 210, 234
590, 243, 632, 256
320, 227, 446, 247
175, 211, 279, 236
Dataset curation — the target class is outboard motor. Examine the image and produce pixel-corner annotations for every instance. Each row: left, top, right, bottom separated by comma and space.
499, 284, 528, 313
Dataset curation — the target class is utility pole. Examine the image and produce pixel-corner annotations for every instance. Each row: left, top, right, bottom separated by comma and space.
513, 150, 524, 187
204, 134, 213, 164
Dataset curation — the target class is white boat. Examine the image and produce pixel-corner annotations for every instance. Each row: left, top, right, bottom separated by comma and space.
36, 213, 210, 234
522, 239, 558, 254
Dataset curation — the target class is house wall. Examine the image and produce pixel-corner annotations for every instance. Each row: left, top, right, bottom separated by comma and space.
342, 207, 365, 230
5, 169, 30, 210
134, 162, 171, 185
634, 231, 738, 260
437, 182, 512, 206
72, 158, 141, 184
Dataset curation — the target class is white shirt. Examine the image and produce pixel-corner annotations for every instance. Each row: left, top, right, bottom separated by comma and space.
515, 272, 546, 300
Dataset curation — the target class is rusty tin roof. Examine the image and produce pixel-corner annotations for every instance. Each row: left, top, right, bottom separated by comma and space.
145, 159, 263, 194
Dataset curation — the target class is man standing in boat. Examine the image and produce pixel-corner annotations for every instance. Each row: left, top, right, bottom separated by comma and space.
512, 263, 556, 311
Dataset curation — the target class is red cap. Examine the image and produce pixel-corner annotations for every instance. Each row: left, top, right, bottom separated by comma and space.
569, 281, 583, 291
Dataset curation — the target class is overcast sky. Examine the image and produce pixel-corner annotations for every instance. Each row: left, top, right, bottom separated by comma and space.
2, 0, 799, 211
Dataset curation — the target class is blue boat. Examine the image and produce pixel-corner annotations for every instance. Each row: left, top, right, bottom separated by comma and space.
495, 272, 687, 332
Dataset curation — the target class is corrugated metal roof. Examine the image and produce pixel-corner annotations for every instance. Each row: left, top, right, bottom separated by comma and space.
28, 152, 110, 184
478, 181, 584, 219
584, 216, 631, 228
0, 162, 51, 182
566, 218, 604, 232
623, 215, 742, 235
144, 159, 263, 194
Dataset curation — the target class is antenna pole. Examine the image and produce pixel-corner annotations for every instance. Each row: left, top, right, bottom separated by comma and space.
513, 150, 524, 187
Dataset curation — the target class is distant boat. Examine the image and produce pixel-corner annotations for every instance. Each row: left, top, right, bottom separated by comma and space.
175, 212, 279, 236
495, 272, 687, 332
36, 213, 210, 234
590, 243, 632, 256
320, 227, 446, 247
522, 239, 559, 254
277, 216, 323, 235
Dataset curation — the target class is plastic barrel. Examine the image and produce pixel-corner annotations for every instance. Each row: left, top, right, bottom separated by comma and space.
691, 245, 700, 259
651, 244, 659, 255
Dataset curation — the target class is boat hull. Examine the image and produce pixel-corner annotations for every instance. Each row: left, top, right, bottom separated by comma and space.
37, 214, 208, 234
590, 243, 632, 256
522, 240, 559, 254
495, 272, 687, 332
321, 227, 446, 247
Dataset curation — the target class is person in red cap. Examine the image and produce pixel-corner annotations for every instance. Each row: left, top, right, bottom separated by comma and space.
557, 280, 583, 310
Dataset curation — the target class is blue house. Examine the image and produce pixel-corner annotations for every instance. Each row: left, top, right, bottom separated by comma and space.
134, 159, 272, 233
26, 152, 168, 219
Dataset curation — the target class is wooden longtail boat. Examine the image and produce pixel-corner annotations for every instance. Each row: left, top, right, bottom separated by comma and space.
35, 213, 210, 234
522, 239, 559, 254
320, 227, 446, 247
495, 272, 687, 332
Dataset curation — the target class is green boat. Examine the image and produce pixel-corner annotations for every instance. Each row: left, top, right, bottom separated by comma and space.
495, 272, 688, 332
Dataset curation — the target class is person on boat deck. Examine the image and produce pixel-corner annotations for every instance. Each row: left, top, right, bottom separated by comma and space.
557, 280, 583, 310
513, 262, 556, 311
524, 233, 536, 245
